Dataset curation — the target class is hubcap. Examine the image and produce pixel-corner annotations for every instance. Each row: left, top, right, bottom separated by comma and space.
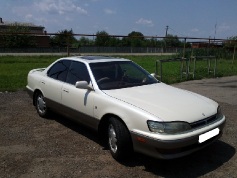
37, 95, 46, 114
108, 124, 117, 153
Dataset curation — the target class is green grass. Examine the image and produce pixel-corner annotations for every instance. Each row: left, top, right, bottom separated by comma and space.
0, 55, 236, 91
0, 56, 58, 91
126, 56, 237, 84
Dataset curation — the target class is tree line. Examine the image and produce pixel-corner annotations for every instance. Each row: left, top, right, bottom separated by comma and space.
51, 30, 187, 48
0, 25, 236, 49
0, 25, 187, 48
0, 25, 37, 48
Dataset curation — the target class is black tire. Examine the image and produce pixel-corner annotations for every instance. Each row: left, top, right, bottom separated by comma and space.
35, 92, 49, 118
108, 117, 133, 161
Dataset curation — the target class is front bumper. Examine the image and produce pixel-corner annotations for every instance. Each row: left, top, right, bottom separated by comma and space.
131, 118, 226, 159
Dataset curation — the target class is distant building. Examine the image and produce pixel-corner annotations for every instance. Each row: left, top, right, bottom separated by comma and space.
0, 17, 50, 47
191, 42, 209, 48
191, 42, 223, 49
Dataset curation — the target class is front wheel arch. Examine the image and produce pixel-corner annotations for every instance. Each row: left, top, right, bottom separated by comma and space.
98, 114, 134, 161
98, 114, 127, 141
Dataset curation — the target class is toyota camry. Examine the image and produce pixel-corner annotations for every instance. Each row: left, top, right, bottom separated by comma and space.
26, 56, 226, 161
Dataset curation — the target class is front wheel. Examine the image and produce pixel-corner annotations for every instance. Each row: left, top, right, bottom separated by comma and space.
35, 92, 49, 118
108, 117, 133, 161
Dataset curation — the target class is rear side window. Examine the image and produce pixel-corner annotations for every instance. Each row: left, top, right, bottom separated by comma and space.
66, 61, 90, 85
47, 60, 71, 82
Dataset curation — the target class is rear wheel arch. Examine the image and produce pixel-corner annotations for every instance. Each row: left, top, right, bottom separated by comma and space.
33, 89, 49, 118
33, 89, 42, 106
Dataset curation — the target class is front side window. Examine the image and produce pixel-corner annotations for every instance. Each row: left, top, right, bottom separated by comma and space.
47, 60, 71, 82
66, 61, 90, 85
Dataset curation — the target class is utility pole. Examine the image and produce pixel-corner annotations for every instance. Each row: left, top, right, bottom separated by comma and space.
165, 25, 169, 37
214, 23, 217, 39
214, 22, 217, 45
164, 26, 169, 53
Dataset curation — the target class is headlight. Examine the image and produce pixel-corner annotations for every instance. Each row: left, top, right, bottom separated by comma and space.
147, 120, 191, 134
216, 106, 223, 119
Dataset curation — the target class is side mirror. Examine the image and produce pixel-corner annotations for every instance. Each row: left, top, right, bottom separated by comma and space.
75, 81, 93, 90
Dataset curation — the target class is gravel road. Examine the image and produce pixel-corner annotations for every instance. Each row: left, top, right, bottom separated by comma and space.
0, 76, 237, 178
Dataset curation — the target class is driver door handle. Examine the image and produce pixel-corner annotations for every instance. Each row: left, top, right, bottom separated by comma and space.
63, 88, 69, 93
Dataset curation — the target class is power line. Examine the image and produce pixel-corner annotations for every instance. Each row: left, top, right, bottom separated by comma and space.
168, 26, 186, 37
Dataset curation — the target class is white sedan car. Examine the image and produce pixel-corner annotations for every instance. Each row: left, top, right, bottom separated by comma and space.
26, 56, 225, 161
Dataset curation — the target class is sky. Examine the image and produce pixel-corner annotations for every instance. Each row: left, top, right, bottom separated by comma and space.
0, 0, 237, 40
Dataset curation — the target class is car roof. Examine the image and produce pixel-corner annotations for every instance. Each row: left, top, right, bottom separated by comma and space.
60, 56, 130, 63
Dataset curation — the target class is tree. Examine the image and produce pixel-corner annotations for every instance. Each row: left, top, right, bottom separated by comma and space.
76, 37, 95, 47
224, 36, 237, 49
121, 37, 130, 47
109, 37, 122, 47
163, 34, 182, 48
78, 37, 90, 46
50, 29, 77, 47
144, 38, 163, 47
95, 31, 111, 46
1, 23, 36, 48
127, 31, 145, 47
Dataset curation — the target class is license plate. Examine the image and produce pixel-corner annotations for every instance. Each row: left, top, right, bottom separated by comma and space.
199, 128, 220, 143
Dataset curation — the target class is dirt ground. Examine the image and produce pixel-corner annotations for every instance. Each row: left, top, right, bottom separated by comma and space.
0, 76, 237, 178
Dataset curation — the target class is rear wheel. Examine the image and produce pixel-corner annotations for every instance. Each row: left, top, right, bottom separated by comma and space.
35, 92, 49, 118
108, 117, 133, 161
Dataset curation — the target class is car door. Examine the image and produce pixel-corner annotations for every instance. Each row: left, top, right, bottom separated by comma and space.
62, 61, 97, 128
42, 60, 71, 108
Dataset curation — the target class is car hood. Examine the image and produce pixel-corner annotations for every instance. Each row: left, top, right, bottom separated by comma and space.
103, 83, 218, 123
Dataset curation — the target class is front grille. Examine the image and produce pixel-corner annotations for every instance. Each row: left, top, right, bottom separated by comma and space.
190, 114, 218, 129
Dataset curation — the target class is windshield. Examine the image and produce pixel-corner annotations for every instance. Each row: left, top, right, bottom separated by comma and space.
90, 61, 158, 90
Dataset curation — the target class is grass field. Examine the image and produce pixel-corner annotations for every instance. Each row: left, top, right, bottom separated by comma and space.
0, 55, 236, 91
